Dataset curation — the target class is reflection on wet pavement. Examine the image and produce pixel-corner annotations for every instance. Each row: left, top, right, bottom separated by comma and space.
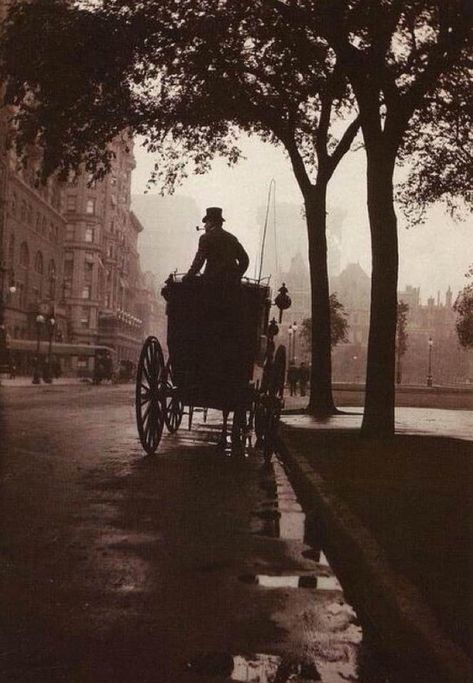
188, 651, 321, 682
239, 574, 342, 590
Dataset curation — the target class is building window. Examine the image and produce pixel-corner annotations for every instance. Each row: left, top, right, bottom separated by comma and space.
81, 285, 91, 299
85, 227, 94, 243
35, 212, 41, 232
34, 251, 44, 274
77, 355, 88, 368
11, 191, 17, 216
48, 260, 56, 297
41, 216, 47, 236
80, 307, 90, 328
85, 198, 95, 214
17, 283, 26, 308
27, 204, 33, 225
19, 242, 29, 268
66, 195, 77, 212
64, 255, 74, 279
20, 200, 27, 222
8, 233, 15, 263
66, 225, 74, 241
84, 260, 93, 283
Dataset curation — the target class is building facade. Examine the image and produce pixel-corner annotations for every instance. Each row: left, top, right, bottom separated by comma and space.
61, 135, 153, 374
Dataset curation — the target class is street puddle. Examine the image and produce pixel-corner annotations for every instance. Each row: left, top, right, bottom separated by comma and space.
238, 574, 342, 590
187, 651, 321, 681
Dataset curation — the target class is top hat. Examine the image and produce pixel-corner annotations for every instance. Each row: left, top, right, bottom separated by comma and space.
202, 206, 225, 223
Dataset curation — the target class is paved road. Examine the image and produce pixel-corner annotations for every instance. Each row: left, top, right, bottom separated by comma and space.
0, 385, 379, 683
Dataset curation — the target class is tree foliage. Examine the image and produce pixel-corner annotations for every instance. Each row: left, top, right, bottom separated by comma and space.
0, 0, 360, 189
396, 301, 409, 358
301, 293, 349, 350
395, 300, 409, 383
454, 267, 473, 348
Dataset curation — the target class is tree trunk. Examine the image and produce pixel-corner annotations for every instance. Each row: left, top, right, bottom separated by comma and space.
304, 184, 337, 416
362, 148, 398, 436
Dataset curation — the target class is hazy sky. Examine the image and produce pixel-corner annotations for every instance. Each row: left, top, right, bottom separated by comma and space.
131, 133, 472, 302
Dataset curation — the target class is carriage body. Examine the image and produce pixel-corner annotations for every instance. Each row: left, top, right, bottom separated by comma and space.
135, 275, 286, 456
165, 276, 270, 411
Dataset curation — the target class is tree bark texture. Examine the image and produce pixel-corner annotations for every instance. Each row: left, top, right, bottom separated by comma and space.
362, 147, 399, 436
304, 185, 337, 416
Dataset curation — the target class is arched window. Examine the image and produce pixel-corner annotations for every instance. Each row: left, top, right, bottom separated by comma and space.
19, 242, 29, 268
48, 260, 56, 297
34, 250, 44, 275
8, 233, 15, 262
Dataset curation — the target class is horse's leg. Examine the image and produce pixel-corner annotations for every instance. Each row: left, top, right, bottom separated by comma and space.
231, 406, 245, 453
218, 409, 229, 448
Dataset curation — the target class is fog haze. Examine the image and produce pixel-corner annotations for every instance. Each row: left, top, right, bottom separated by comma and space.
132, 134, 472, 300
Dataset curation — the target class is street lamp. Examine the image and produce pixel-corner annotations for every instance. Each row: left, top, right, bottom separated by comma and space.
0, 260, 16, 371
32, 314, 46, 384
292, 321, 298, 363
427, 336, 434, 387
288, 325, 294, 362
43, 316, 56, 384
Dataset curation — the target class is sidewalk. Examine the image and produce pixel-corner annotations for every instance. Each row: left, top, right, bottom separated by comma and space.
279, 410, 473, 682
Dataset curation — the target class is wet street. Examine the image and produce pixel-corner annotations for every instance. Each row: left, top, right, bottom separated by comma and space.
1, 384, 386, 682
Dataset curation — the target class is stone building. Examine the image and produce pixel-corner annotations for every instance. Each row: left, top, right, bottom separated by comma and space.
0, 133, 68, 360
61, 135, 148, 373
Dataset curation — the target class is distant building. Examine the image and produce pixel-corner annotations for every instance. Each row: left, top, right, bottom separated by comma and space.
62, 135, 149, 373
0, 110, 68, 375
131, 194, 200, 284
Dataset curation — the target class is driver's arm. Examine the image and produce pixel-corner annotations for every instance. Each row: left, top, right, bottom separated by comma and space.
235, 240, 250, 277
186, 235, 207, 276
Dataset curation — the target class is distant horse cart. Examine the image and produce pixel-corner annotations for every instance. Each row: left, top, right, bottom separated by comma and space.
135, 274, 290, 457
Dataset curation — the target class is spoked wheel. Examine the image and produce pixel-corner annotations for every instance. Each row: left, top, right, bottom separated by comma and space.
163, 361, 184, 433
136, 336, 166, 455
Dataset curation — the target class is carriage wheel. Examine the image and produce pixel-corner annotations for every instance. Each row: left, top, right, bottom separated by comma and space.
163, 361, 184, 433
136, 336, 166, 455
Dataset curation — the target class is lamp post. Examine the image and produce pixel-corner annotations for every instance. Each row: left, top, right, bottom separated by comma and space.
427, 336, 434, 387
32, 314, 46, 384
43, 316, 56, 384
292, 321, 298, 363
0, 260, 16, 371
288, 325, 294, 362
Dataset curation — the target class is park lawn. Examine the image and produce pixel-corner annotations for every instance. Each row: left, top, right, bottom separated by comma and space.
282, 427, 472, 657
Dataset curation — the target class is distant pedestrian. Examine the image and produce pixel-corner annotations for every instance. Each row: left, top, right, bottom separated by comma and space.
298, 362, 309, 397
287, 361, 299, 396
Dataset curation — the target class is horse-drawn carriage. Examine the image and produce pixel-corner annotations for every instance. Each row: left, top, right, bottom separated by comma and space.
135, 274, 289, 457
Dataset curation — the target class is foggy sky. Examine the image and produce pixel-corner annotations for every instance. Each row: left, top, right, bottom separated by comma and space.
131, 134, 472, 302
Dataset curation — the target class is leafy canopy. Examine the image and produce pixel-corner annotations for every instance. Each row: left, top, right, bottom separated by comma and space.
454, 267, 473, 349
0, 0, 358, 190
301, 293, 349, 350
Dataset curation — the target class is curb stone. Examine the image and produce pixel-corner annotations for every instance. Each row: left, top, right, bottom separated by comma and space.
278, 426, 473, 683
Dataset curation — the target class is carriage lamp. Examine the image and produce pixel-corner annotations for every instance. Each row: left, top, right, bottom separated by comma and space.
274, 282, 291, 323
